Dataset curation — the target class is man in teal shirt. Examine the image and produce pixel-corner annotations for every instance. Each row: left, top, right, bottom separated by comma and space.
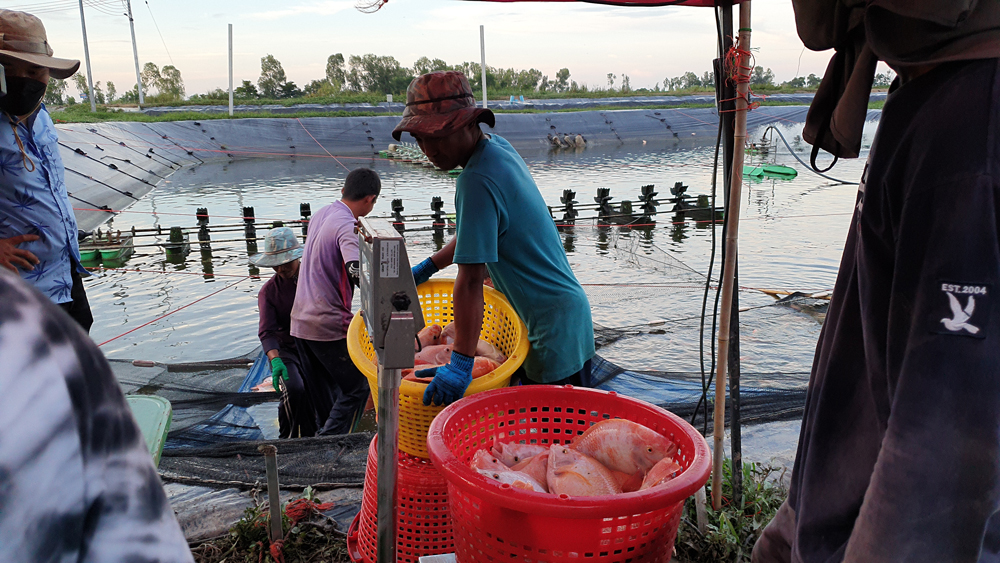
393, 71, 594, 405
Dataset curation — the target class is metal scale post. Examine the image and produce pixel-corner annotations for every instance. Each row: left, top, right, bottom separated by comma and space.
357, 217, 425, 563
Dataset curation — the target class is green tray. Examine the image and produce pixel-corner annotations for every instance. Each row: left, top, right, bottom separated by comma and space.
125, 395, 172, 467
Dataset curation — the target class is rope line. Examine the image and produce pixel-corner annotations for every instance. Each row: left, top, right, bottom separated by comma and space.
296, 118, 350, 171
97, 276, 250, 347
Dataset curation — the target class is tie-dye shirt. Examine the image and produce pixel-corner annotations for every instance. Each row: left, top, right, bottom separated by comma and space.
0, 106, 87, 304
0, 270, 193, 562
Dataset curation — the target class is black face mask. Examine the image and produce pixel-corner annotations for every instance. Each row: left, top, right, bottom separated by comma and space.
0, 76, 47, 118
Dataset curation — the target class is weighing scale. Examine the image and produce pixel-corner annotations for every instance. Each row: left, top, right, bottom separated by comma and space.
357, 217, 424, 563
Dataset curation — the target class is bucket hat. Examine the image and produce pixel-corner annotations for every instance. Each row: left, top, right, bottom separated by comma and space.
250, 227, 303, 267
0, 10, 80, 79
392, 71, 495, 141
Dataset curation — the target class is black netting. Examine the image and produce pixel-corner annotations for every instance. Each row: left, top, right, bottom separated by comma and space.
159, 433, 374, 490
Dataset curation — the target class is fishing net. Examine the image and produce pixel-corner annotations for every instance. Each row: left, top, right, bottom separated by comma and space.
159, 433, 373, 490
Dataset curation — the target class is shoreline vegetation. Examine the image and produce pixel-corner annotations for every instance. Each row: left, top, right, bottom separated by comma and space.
48, 53, 892, 124
50, 96, 886, 124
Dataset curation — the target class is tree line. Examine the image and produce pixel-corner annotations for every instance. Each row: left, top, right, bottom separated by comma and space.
40, 52, 897, 107
45, 61, 185, 106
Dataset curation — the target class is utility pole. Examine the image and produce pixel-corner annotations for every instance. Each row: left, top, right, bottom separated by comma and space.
479, 25, 487, 109
228, 24, 234, 117
77, 0, 96, 112
125, 0, 144, 106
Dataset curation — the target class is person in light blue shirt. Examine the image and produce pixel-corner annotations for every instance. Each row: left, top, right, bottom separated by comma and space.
394, 71, 594, 405
0, 9, 92, 332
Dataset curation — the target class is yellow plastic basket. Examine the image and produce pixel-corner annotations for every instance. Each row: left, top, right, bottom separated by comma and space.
347, 279, 529, 458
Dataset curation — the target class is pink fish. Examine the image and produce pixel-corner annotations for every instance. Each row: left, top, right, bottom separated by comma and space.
440, 322, 457, 345
570, 419, 677, 476
475, 339, 507, 364
474, 468, 547, 493
490, 441, 548, 467
470, 450, 546, 492
609, 469, 645, 493
546, 444, 622, 497
416, 324, 442, 350
414, 344, 452, 365
511, 452, 549, 491
470, 449, 508, 472
639, 457, 683, 491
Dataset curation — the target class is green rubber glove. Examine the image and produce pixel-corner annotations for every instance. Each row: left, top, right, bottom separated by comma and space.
271, 357, 289, 391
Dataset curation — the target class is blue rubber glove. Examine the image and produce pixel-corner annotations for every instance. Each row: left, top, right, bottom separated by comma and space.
420, 350, 474, 406
412, 257, 439, 287
270, 357, 289, 392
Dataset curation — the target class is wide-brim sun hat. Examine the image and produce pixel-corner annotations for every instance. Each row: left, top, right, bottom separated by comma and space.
0, 10, 80, 79
392, 71, 495, 142
250, 227, 303, 267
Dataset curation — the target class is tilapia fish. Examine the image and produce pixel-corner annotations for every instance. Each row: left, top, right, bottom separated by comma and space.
490, 441, 548, 466
421, 323, 507, 364
546, 444, 622, 497
403, 357, 500, 383
639, 457, 683, 491
471, 450, 546, 492
475, 339, 507, 364
511, 452, 549, 492
571, 419, 677, 476
440, 322, 457, 345
416, 324, 442, 350
414, 344, 452, 365
475, 468, 547, 492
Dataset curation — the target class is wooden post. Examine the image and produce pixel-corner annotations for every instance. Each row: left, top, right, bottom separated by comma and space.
259, 445, 283, 543
712, 0, 752, 511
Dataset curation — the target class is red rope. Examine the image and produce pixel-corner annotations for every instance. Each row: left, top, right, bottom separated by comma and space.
87, 266, 267, 279
96, 276, 249, 347
718, 38, 762, 113
284, 498, 335, 524
296, 118, 350, 171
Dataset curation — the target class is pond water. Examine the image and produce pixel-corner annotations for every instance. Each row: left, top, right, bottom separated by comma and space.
85, 118, 877, 387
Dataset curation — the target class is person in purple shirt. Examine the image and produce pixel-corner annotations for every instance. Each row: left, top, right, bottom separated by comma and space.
251, 227, 317, 438
291, 168, 380, 436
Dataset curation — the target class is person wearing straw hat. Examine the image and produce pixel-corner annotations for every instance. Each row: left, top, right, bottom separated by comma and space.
0, 9, 94, 332
397, 71, 595, 406
251, 227, 318, 438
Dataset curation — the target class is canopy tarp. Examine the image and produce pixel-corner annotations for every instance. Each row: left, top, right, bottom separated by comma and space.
466, 0, 744, 6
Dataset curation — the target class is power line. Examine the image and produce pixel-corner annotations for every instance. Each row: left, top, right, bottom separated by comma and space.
143, 0, 173, 65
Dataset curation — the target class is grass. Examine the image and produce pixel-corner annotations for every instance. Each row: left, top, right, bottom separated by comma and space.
50, 95, 886, 125
674, 459, 788, 563
189, 488, 350, 563
185, 461, 785, 562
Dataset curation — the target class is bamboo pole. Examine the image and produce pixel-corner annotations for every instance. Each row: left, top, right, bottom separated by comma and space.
712, 0, 752, 511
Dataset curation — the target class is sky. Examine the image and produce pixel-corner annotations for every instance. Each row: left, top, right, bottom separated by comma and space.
8, 0, 876, 99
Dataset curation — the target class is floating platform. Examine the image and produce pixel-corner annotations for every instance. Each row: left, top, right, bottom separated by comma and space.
744, 164, 798, 179
79, 232, 135, 264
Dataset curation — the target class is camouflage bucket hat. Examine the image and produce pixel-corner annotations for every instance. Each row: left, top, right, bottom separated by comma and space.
392, 71, 495, 141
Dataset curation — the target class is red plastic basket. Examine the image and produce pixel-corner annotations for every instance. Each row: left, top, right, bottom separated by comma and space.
426, 386, 711, 562
349, 435, 454, 563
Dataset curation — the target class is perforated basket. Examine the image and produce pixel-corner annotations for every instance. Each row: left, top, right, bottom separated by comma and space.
347, 435, 454, 562
347, 279, 529, 458
426, 386, 711, 563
